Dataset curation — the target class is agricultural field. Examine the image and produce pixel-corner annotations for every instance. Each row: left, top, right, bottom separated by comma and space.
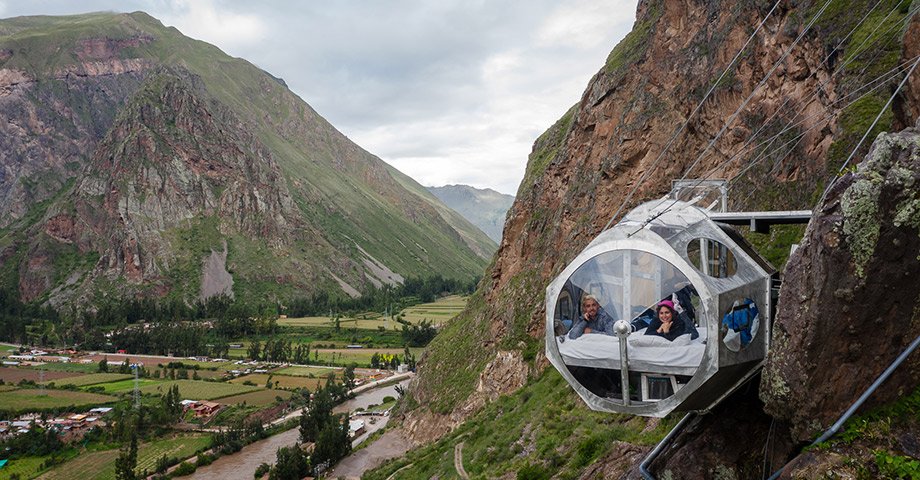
39, 434, 212, 480
311, 347, 424, 366
139, 379, 259, 400
274, 365, 340, 377
88, 378, 164, 394
278, 315, 402, 330
27, 362, 99, 373
0, 367, 81, 383
0, 384, 18, 392
218, 389, 292, 406
276, 295, 468, 331
0, 343, 20, 355
46, 373, 132, 387
0, 389, 115, 412
0, 455, 47, 480
399, 295, 468, 326
229, 373, 328, 391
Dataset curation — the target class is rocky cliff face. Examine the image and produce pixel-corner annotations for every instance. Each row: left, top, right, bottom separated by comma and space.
0, 12, 494, 305
403, 0, 920, 472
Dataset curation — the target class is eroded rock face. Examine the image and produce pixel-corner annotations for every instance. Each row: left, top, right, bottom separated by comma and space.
761, 125, 920, 442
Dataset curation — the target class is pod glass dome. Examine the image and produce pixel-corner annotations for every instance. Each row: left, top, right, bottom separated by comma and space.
545, 199, 775, 417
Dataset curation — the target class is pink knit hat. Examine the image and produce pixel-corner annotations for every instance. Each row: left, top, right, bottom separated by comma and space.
658, 299, 675, 310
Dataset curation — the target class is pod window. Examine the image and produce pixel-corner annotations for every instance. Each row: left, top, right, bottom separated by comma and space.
687, 238, 737, 278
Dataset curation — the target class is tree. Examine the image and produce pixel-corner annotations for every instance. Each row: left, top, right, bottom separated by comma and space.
114, 431, 138, 480
98, 357, 109, 373
343, 364, 356, 392
248, 340, 261, 361
311, 418, 351, 474
299, 389, 333, 443
268, 444, 309, 480
403, 345, 416, 371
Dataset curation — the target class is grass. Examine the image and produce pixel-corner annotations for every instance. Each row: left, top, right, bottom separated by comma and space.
0, 367, 81, 383
45, 373, 133, 387
86, 378, 164, 394
274, 365, 340, 377
398, 295, 468, 326
138, 379, 260, 400
217, 389, 292, 406
0, 455, 47, 479
279, 294, 467, 330
311, 348, 423, 366
0, 389, 115, 413
229, 373, 327, 391
39, 434, 212, 480
26, 362, 99, 373
364, 369, 677, 480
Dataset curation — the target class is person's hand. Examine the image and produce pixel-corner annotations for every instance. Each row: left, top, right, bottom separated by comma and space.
584, 327, 593, 334
661, 321, 672, 333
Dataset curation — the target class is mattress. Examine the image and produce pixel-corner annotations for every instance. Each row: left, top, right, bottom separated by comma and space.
556, 328, 708, 376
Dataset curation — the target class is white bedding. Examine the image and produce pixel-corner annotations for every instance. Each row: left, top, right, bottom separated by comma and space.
556, 328, 707, 376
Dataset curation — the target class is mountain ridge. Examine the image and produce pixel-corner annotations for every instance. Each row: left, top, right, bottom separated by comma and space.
0, 11, 496, 305
427, 184, 514, 244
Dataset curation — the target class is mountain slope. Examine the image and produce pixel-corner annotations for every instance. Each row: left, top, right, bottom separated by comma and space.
427, 185, 514, 244
0, 12, 494, 305
394, 0, 920, 476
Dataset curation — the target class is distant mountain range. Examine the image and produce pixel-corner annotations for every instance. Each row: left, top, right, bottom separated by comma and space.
427, 185, 514, 243
0, 12, 495, 306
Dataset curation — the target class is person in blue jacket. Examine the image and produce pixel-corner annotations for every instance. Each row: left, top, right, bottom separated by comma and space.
568, 294, 616, 339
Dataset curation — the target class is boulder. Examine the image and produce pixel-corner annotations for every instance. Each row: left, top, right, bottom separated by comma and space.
761, 125, 920, 442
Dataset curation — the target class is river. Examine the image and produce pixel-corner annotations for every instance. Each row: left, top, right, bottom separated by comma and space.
190, 379, 412, 480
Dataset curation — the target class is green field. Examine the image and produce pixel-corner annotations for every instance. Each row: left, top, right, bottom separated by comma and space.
278, 315, 404, 330
139, 379, 260, 400
39, 434, 212, 480
276, 295, 468, 330
229, 373, 328, 391
0, 389, 115, 412
274, 365, 340, 377
47, 373, 133, 387
0, 367, 81, 383
87, 378, 164, 394
0, 343, 19, 355
27, 362, 99, 373
399, 295, 468, 326
218, 389, 292, 406
0, 455, 47, 479
312, 347, 423, 366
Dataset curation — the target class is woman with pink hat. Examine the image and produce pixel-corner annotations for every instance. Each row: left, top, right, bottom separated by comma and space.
643, 299, 688, 341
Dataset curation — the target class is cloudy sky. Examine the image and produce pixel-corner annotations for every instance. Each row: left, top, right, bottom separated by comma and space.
0, 1, 639, 195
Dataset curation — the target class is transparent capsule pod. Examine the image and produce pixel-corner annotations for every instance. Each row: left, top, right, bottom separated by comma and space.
545, 199, 776, 417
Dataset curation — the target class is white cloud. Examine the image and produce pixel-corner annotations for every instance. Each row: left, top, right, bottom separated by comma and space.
156, 0, 266, 51
1, 0, 641, 195
538, 0, 637, 49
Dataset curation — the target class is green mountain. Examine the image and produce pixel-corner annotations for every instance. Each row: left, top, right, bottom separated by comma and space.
427, 185, 514, 244
0, 12, 495, 306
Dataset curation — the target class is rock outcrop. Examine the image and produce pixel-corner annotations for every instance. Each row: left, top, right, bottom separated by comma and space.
762, 124, 920, 439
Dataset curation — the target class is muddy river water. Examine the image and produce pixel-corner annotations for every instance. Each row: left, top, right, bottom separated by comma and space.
191, 379, 412, 480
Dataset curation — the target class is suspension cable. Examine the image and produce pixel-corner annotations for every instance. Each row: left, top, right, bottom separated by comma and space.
601, 0, 783, 231
626, 0, 834, 235
721, 52, 920, 186
709, 0, 912, 184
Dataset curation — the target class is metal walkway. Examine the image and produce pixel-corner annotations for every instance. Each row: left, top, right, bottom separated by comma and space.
708, 210, 812, 233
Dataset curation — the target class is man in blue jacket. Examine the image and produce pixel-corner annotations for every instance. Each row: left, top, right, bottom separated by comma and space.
567, 294, 616, 339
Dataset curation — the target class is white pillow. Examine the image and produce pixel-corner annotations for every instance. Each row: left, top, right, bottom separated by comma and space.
629, 333, 692, 347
